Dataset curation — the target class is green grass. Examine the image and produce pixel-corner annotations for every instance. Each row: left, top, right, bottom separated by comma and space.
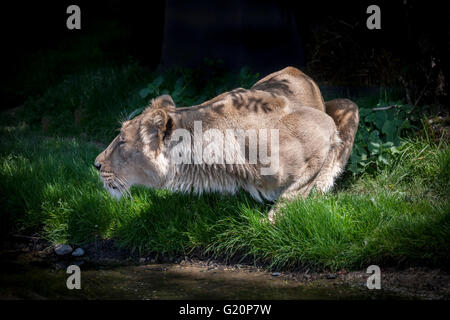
1, 125, 448, 271
1, 60, 449, 271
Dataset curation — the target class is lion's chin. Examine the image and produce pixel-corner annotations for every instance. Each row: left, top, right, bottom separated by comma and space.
106, 187, 124, 200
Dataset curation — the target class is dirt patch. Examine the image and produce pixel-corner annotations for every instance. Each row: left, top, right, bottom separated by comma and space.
2, 236, 449, 299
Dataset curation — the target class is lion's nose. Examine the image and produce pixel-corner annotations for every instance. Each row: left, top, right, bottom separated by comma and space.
94, 162, 101, 171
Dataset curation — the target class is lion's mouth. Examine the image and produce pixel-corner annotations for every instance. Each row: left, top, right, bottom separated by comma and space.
99, 171, 131, 199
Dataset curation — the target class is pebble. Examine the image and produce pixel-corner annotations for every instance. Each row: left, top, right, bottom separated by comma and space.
72, 248, 85, 257
54, 244, 73, 256
271, 272, 281, 277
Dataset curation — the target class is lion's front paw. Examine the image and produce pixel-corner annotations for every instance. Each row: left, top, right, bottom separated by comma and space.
263, 207, 278, 225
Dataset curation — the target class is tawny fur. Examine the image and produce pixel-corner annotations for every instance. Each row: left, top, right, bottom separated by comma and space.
95, 67, 359, 222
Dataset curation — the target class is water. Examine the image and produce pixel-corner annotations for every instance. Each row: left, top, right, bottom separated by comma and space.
0, 251, 414, 300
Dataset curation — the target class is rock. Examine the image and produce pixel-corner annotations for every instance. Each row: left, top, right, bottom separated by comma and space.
139, 258, 146, 263
271, 272, 281, 277
54, 244, 73, 256
72, 248, 85, 257
326, 273, 337, 279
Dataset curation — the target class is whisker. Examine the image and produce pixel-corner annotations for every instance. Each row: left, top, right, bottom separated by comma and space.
118, 177, 133, 199
99, 170, 133, 200
116, 176, 132, 199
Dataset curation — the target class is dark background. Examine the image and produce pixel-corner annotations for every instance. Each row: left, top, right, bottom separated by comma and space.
1, 0, 448, 109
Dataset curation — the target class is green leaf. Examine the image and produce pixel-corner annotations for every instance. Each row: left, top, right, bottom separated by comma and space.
377, 154, 390, 165
368, 130, 381, 143
400, 119, 411, 129
369, 142, 380, 155
374, 111, 388, 131
389, 146, 400, 154
364, 112, 376, 125
381, 120, 396, 142
355, 144, 367, 158
359, 108, 372, 117
174, 77, 184, 90
152, 75, 164, 88
403, 105, 414, 113
171, 86, 183, 100
348, 152, 362, 174
127, 107, 145, 120
139, 88, 151, 99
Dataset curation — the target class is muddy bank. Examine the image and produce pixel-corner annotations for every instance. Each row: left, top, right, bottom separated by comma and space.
1, 236, 449, 299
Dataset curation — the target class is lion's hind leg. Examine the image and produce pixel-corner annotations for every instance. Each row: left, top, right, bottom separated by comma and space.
265, 139, 341, 224
313, 130, 343, 193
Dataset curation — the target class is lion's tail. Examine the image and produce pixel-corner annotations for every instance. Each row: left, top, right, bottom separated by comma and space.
325, 99, 359, 173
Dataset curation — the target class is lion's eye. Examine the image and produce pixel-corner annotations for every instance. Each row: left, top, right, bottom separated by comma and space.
119, 139, 126, 146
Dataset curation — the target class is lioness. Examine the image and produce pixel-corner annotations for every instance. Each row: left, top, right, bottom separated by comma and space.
94, 67, 359, 222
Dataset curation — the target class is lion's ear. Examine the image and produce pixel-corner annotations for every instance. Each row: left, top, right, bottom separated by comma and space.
151, 94, 176, 109
141, 95, 176, 117
140, 109, 174, 156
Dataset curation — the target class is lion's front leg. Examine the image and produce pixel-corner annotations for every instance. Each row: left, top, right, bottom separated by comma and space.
265, 181, 315, 224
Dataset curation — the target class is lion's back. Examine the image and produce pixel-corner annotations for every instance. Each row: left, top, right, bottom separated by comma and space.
251, 66, 325, 113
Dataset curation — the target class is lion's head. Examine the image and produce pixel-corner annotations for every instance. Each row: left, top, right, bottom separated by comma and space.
94, 95, 176, 199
